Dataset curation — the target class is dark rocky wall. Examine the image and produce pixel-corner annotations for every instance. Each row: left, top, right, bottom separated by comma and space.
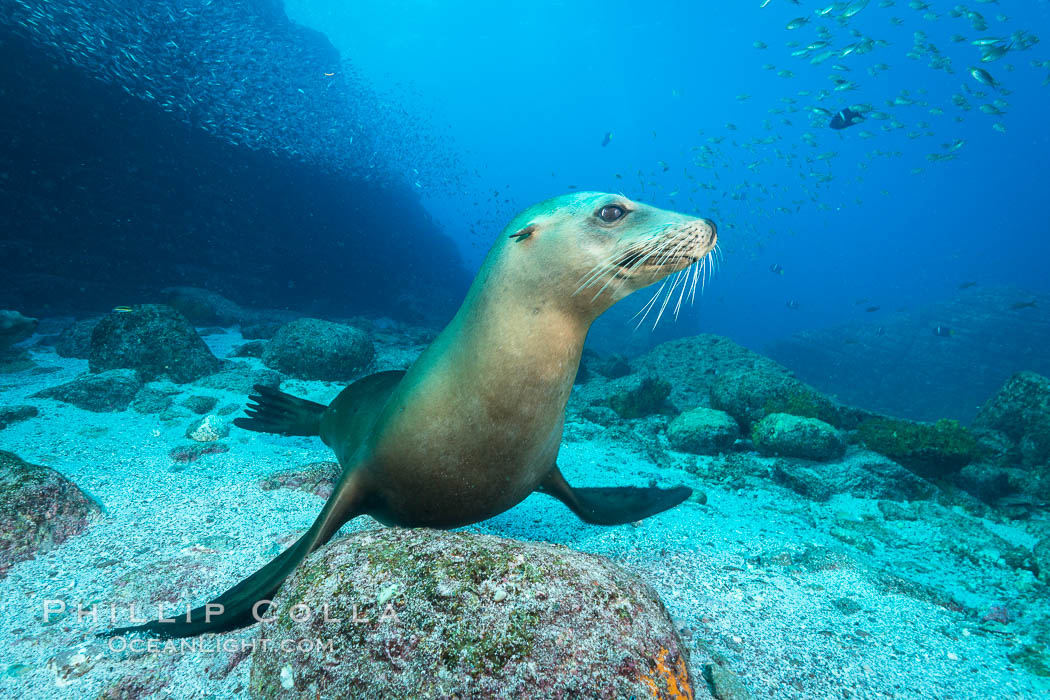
765, 287, 1050, 423
0, 15, 468, 323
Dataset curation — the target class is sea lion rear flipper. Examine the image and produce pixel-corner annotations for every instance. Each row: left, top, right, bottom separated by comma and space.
537, 466, 691, 526
233, 384, 327, 436
102, 469, 367, 639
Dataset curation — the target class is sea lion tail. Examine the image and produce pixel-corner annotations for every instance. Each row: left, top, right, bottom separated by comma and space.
102, 470, 364, 639
233, 384, 325, 436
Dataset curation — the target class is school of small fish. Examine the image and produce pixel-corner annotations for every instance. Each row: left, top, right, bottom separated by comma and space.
0, 0, 433, 188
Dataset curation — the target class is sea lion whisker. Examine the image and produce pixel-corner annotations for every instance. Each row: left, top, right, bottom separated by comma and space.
632, 281, 666, 329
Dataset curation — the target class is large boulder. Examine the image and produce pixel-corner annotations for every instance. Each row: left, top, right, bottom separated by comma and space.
0, 451, 101, 578
751, 413, 845, 462
262, 318, 374, 382
89, 305, 220, 383
975, 371, 1050, 469
711, 367, 838, 430
55, 317, 102, 359
250, 528, 691, 699
667, 407, 739, 455
857, 416, 978, 479
33, 369, 143, 412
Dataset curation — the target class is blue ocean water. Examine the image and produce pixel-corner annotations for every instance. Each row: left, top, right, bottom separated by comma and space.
2, 1, 1050, 698
285, 0, 1050, 347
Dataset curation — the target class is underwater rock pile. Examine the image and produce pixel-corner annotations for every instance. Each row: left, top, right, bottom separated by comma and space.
250, 528, 692, 699
766, 286, 1050, 422
0, 451, 100, 579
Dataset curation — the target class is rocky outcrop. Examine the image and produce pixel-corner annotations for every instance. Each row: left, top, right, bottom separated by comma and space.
765, 286, 1050, 422
89, 305, 220, 383
250, 528, 691, 698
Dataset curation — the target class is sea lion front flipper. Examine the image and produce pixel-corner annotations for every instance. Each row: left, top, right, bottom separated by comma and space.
537, 465, 692, 526
102, 468, 369, 639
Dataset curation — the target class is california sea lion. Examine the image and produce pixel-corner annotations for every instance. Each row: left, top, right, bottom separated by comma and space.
107, 192, 717, 638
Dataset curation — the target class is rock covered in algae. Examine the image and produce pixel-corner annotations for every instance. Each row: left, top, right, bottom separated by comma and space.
262, 318, 374, 382
857, 415, 978, 478
710, 366, 838, 430
0, 451, 101, 578
667, 407, 739, 455
751, 413, 845, 462
89, 304, 220, 383
974, 371, 1050, 469
250, 528, 692, 699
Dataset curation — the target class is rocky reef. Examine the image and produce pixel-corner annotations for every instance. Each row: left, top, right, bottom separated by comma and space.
766, 286, 1050, 422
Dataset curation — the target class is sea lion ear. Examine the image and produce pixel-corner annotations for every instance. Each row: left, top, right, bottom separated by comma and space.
509, 224, 536, 243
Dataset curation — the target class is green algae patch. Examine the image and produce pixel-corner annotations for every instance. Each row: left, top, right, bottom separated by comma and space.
608, 376, 673, 419
857, 416, 978, 478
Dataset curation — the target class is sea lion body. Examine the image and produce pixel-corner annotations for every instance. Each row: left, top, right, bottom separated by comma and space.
108, 191, 717, 638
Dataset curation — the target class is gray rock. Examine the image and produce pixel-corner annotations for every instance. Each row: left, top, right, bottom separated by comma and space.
193, 363, 281, 395
752, 413, 845, 462
240, 322, 283, 340
774, 450, 937, 502
160, 286, 248, 326
667, 407, 739, 455
975, 371, 1050, 469
634, 334, 787, 412
132, 384, 178, 414
181, 395, 219, 415
605, 375, 673, 419
230, 340, 266, 358
89, 304, 220, 383
1035, 537, 1050, 585
711, 367, 839, 430
262, 318, 374, 381
0, 451, 101, 578
33, 369, 142, 412
0, 405, 39, 430
55, 318, 101, 359
250, 528, 690, 699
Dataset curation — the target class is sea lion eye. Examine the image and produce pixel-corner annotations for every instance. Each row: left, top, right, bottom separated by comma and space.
597, 205, 626, 223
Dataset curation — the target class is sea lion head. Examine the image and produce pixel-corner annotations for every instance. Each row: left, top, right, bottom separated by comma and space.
493, 192, 717, 321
